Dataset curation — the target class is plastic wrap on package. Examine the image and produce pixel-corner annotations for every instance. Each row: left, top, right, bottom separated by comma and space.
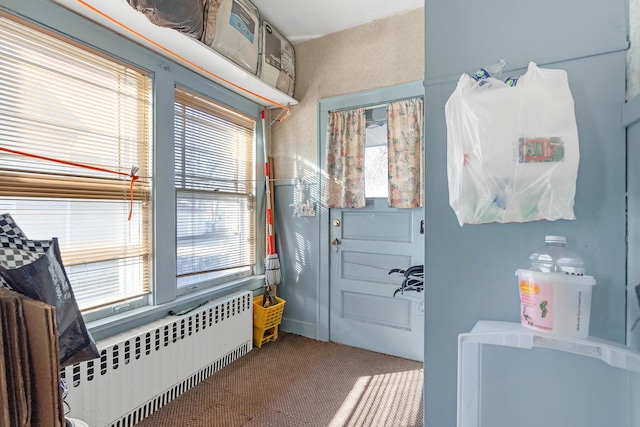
258, 21, 295, 97
127, 0, 204, 39
202, 0, 222, 47
445, 62, 580, 226
201, 0, 260, 74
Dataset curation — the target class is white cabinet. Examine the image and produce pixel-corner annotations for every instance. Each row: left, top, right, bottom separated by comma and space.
458, 321, 640, 427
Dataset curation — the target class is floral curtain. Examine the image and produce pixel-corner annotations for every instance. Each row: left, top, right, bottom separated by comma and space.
387, 97, 424, 208
323, 108, 366, 208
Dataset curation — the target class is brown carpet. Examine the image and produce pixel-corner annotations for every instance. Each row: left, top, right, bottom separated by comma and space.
134, 332, 424, 427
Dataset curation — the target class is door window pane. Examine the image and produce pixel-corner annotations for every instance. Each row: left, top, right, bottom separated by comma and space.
365, 108, 389, 198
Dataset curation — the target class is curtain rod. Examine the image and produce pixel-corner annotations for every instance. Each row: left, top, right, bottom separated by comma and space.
329, 96, 423, 113
328, 103, 387, 114
364, 103, 388, 111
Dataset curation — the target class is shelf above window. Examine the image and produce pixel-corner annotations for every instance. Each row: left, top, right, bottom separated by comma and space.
51, 0, 298, 110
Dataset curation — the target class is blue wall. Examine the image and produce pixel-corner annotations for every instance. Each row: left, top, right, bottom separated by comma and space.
424, 0, 628, 425
626, 100, 640, 350
274, 182, 320, 338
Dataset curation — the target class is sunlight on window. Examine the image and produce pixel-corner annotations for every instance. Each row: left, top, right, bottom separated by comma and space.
365, 116, 389, 198
0, 16, 153, 312
174, 87, 255, 289
328, 369, 423, 427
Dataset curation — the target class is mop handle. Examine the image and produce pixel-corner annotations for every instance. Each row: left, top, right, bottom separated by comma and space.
262, 110, 275, 255
265, 162, 275, 255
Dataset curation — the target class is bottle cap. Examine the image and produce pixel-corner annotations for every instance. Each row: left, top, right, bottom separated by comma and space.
545, 235, 566, 244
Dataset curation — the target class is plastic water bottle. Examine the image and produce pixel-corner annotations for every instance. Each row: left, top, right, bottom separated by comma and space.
471, 58, 508, 83
529, 235, 585, 275
504, 75, 520, 87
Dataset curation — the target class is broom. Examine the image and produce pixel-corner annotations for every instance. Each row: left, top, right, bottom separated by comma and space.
262, 110, 280, 307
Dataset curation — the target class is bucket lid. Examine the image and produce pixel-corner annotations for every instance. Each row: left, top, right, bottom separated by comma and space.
515, 269, 596, 286
545, 235, 566, 244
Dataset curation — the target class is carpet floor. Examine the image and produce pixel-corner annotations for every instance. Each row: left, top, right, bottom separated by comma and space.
134, 332, 424, 427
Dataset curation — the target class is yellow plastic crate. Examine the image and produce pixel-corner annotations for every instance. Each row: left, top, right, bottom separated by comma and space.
253, 325, 278, 348
252, 296, 285, 347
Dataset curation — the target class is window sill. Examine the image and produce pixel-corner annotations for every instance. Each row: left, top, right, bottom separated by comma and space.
86, 275, 265, 342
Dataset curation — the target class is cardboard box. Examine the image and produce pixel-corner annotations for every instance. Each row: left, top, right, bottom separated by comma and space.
0, 288, 31, 427
0, 305, 11, 427
22, 297, 65, 426
0, 288, 64, 427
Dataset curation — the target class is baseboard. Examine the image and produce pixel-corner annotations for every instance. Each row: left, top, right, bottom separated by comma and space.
280, 317, 316, 339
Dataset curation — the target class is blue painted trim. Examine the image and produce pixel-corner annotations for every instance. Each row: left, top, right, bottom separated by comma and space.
280, 318, 316, 339
319, 81, 425, 113
623, 95, 640, 128
153, 72, 178, 305
87, 276, 265, 341
425, 42, 630, 87
316, 100, 330, 341
316, 81, 425, 342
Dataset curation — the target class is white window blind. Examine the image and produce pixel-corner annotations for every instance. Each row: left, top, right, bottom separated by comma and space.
0, 15, 153, 310
174, 87, 255, 286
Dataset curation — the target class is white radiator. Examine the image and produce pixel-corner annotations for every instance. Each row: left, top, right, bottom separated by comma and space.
61, 290, 253, 427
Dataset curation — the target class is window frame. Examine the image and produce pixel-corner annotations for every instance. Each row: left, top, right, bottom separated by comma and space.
364, 106, 391, 199
0, 3, 266, 338
173, 85, 257, 296
0, 13, 154, 314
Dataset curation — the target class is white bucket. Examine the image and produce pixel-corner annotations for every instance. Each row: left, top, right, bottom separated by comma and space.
516, 269, 596, 338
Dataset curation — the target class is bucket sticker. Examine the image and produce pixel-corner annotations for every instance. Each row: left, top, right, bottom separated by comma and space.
518, 137, 565, 163
519, 279, 553, 332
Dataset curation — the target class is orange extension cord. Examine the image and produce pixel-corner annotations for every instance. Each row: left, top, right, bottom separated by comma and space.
76, 0, 293, 118
0, 147, 139, 220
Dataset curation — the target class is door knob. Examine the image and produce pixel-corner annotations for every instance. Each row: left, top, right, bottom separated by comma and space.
331, 238, 340, 246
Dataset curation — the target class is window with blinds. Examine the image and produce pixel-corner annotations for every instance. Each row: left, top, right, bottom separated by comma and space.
0, 15, 153, 311
174, 87, 255, 288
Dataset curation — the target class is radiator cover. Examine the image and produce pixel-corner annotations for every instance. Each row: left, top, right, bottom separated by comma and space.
61, 290, 253, 427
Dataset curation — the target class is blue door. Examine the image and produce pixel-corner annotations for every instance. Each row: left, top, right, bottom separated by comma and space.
329, 199, 424, 361
319, 81, 426, 361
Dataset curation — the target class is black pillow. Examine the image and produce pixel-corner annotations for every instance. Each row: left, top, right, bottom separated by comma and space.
127, 0, 204, 39
0, 238, 99, 367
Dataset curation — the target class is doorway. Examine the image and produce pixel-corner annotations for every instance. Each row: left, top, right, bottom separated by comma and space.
317, 81, 425, 361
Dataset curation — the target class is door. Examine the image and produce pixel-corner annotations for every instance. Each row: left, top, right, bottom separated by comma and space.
329, 198, 424, 361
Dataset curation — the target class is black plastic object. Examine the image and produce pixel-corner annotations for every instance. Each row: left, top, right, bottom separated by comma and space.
0, 238, 99, 367
127, 0, 204, 39
390, 265, 424, 297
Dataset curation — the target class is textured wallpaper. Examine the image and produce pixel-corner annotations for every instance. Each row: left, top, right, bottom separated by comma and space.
267, 8, 424, 180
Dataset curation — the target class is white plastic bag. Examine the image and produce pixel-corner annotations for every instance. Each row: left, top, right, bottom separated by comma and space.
445, 62, 579, 226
